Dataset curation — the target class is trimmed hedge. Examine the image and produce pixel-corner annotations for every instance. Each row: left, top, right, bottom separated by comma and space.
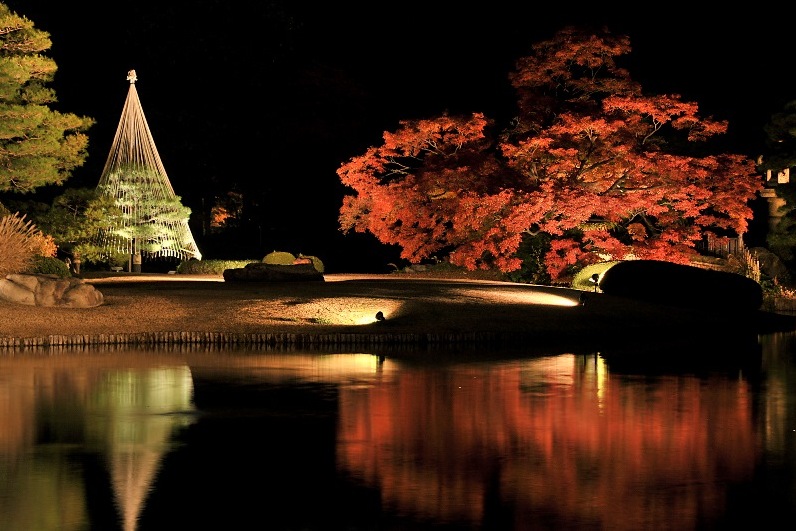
262, 251, 296, 265
25, 255, 72, 278
177, 259, 258, 275
598, 259, 763, 311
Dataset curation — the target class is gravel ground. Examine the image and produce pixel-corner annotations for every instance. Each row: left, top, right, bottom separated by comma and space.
1, 272, 794, 350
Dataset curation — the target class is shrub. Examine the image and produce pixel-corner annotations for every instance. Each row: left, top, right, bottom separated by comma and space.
599, 259, 764, 311
262, 251, 296, 265
24, 255, 71, 278
571, 261, 620, 292
0, 213, 57, 277
79, 251, 131, 272
107, 251, 131, 269
297, 254, 325, 273
505, 233, 553, 285
177, 258, 257, 275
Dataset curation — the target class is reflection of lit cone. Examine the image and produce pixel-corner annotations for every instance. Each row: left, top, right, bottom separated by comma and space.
96, 367, 195, 531
111, 446, 166, 531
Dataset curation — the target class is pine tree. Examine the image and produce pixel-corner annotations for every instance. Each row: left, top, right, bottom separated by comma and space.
758, 100, 796, 267
33, 187, 123, 266
0, 3, 94, 195
94, 70, 202, 267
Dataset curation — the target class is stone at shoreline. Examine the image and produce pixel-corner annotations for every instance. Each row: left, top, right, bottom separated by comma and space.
222, 262, 324, 282
0, 274, 104, 307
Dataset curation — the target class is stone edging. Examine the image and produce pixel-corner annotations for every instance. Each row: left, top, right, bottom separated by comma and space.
0, 330, 516, 350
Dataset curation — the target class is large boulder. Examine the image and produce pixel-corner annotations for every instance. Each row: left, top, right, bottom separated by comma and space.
0, 274, 104, 307
598, 260, 763, 311
223, 262, 324, 282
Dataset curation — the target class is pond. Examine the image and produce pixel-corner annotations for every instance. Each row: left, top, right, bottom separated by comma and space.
0, 331, 794, 530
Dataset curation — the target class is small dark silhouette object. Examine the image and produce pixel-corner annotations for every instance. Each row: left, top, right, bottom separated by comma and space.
375, 311, 385, 321
590, 273, 600, 292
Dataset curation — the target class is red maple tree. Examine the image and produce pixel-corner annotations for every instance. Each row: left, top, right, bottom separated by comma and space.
337, 27, 760, 280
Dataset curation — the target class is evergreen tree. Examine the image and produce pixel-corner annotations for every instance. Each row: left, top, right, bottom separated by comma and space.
33, 187, 124, 266
759, 100, 796, 173
97, 176, 193, 259
758, 100, 796, 266
0, 2, 94, 196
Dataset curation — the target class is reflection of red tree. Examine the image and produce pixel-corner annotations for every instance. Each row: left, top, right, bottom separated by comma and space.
0, 365, 93, 457
0, 367, 38, 456
336, 356, 757, 529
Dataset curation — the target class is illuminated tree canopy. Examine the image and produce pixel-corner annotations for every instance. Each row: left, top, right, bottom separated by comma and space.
337, 27, 760, 279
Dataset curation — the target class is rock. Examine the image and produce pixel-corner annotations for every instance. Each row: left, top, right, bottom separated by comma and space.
0, 274, 104, 308
598, 260, 763, 311
223, 263, 324, 282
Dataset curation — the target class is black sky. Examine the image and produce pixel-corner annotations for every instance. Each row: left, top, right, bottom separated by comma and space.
4, 1, 794, 271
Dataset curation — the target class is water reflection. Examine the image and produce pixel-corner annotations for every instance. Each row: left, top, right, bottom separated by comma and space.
0, 354, 194, 531
337, 354, 756, 529
0, 334, 794, 530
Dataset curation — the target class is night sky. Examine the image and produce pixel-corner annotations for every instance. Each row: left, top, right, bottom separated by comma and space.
5, 1, 794, 271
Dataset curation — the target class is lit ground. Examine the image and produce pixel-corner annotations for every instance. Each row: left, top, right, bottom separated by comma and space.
1, 272, 793, 349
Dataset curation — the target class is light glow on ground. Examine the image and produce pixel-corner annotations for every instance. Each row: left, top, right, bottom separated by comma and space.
452, 287, 581, 307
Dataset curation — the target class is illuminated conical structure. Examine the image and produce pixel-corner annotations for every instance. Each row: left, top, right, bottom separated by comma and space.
96, 70, 201, 269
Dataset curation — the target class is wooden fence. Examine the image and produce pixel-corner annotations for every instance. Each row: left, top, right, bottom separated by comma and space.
696, 236, 744, 258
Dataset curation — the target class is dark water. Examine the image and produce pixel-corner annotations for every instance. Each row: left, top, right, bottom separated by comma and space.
1, 332, 795, 531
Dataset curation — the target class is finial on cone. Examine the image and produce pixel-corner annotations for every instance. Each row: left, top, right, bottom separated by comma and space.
127, 70, 137, 84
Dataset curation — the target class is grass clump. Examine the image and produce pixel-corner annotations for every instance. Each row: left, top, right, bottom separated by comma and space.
0, 212, 58, 277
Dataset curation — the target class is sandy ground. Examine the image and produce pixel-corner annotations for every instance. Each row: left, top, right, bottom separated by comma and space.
1, 272, 794, 350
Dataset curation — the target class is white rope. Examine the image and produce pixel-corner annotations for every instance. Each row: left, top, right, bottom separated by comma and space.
96, 70, 202, 261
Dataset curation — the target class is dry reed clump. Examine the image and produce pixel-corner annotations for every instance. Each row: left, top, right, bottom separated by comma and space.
0, 212, 57, 277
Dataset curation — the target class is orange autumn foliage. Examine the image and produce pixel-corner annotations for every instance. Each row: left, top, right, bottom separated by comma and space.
337, 27, 761, 280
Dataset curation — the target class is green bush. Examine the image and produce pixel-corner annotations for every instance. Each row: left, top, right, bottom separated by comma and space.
177, 254, 325, 275
176, 258, 257, 275
107, 252, 130, 268
297, 254, 325, 273
571, 261, 619, 291
262, 251, 297, 265
505, 233, 553, 285
81, 251, 130, 272
24, 255, 72, 278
